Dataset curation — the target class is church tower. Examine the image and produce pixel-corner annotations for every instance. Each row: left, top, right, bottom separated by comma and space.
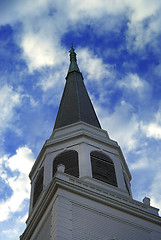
20, 47, 161, 240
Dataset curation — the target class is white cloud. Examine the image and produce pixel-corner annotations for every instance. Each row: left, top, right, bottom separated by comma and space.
21, 33, 55, 71
129, 159, 148, 170
97, 100, 139, 151
154, 63, 161, 77
2, 228, 19, 239
0, 84, 21, 135
150, 170, 161, 214
141, 122, 161, 139
1, 213, 28, 240
78, 48, 114, 83
132, 154, 161, 215
38, 65, 68, 92
0, 0, 125, 27
20, 29, 67, 72
68, 0, 127, 20
126, 0, 161, 50
130, 158, 148, 170
118, 73, 149, 97
19, 213, 28, 223
6, 147, 34, 174
141, 107, 161, 139
0, 0, 49, 26
127, 21, 153, 50
128, 0, 159, 22
0, 84, 39, 144
0, 146, 34, 222
118, 73, 144, 89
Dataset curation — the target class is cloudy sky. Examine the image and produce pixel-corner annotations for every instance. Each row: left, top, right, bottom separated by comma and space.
1, 0, 161, 239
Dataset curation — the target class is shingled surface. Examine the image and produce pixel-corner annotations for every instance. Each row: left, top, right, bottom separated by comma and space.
54, 47, 101, 129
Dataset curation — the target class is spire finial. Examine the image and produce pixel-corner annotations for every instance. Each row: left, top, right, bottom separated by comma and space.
69, 44, 76, 62
68, 44, 80, 73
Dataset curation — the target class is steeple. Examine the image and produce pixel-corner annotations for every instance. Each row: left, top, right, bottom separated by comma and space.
54, 46, 101, 129
20, 46, 161, 240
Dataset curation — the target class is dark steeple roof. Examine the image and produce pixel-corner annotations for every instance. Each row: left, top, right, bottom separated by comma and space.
54, 46, 101, 130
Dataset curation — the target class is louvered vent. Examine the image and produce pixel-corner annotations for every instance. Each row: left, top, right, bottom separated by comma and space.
91, 151, 117, 187
53, 150, 79, 177
33, 167, 44, 207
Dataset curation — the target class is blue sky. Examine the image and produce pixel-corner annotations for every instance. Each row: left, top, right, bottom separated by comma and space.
1, 0, 161, 239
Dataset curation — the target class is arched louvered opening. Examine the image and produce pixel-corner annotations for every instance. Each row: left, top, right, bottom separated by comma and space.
53, 150, 79, 177
33, 167, 44, 207
90, 151, 117, 187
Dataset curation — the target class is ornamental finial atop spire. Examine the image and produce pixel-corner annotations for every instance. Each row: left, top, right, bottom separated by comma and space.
68, 44, 80, 73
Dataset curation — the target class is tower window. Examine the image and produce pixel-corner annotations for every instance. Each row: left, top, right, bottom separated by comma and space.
33, 167, 44, 207
90, 151, 117, 187
53, 150, 79, 177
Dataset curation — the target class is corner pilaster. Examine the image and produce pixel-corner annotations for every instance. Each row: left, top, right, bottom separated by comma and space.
50, 195, 72, 240
79, 142, 92, 178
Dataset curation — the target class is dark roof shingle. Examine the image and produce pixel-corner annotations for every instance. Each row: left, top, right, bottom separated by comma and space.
54, 47, 101, 129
